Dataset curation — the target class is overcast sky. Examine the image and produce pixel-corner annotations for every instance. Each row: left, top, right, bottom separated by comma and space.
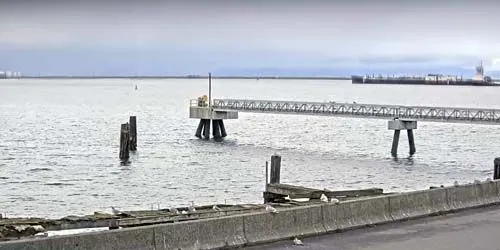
1, 0, 499, 75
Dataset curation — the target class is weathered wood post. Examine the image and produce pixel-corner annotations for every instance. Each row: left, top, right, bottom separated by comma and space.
129, 116, 137, 151
494, 158, 500, 180
119, 123, 130, 162
270, 154, 281, 184
263, 155, 284, 203
265, 161, 269, 187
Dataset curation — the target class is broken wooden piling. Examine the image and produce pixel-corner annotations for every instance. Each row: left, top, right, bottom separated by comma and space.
129, 116, 137, 151
270, 155, 281, 184
119, 123, 130, 163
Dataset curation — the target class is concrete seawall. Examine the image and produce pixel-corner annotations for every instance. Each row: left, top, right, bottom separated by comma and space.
2, 180, 500, 250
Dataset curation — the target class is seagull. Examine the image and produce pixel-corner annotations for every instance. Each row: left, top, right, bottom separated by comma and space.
181, 210, 188, 215
111, 206, 121, 215
188, 202, 196, 213
320, 193, 329, 203
265, 204, 278, 214
169, 207, 180, 214
330, 198, 340, 204
293, 237, 304, 245
212, 205, 223, 212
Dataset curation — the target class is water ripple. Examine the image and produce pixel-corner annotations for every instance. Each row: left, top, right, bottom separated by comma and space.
1, 79, 499, 218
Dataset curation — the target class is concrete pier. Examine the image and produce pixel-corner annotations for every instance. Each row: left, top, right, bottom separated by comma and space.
388, 119, 417, 157
189, 99, 238, 140
3, 179, 500, 249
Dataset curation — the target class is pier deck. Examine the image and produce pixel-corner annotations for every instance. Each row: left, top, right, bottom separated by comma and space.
212, 99, 500, 125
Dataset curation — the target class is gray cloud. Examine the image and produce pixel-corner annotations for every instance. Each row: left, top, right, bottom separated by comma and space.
1, 1, 499, 61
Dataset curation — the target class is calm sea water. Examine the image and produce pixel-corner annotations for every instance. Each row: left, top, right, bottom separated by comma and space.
1, 78, 500, 218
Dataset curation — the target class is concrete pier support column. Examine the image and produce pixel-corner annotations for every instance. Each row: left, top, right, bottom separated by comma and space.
212, 119, 222, 141
189, 96, 237, 140
219, 120, 227, 138
195, 119, 204, 138
391, 130, 400, 157
407, 129, 416, 155
202, 119, 211, 139
388, 119, 417, 157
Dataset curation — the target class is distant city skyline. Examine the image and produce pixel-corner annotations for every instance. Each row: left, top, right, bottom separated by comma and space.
1, 0, 499, 77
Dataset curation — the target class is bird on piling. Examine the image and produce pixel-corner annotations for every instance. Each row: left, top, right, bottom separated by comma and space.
188, 201, 196, 213
330, 198, 340, 204
320, 193, 329, 203
265, 204, 278, 214
293, 237, 304, 245
111, 206, 121, 216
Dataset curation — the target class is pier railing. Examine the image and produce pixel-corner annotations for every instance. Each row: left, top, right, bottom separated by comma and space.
212, 99, 500, 124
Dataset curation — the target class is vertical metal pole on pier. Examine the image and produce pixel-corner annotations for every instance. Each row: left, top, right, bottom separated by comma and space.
208, 73, 212, 111
208, 73, 212, 139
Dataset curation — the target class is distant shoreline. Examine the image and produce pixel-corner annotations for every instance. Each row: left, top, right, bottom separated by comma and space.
12, 76, 351, 80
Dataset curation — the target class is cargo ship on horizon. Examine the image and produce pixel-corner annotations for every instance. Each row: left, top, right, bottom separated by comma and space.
351, 62, 499, 86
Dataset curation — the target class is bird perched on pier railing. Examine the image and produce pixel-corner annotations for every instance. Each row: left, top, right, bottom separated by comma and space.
169, 207, 180, 214
320, 193, 329, 203
212, 205, 223, 212
111, 206, 122, 216
188, 201, 196, 213
293, 237, 304, 245
265, 204, 278, 214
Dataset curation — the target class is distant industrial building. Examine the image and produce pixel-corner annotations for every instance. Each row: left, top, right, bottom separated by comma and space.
0, 70, 21, 79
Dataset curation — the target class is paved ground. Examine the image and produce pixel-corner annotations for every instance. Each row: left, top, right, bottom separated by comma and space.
244, 206, 500, 250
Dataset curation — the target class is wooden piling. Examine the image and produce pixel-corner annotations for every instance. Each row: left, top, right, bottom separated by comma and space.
391, 130, 400, 157
270, 155, 281, 184
119, 123, 130, 162
129, 116, 137, 151
265, 161, 269, 186
407, 129, 415, 155
494, 158, 500, 180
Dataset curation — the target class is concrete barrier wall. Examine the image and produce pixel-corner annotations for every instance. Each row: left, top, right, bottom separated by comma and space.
389, 188, 449, 221
476, 181, 499, 205
323, 196, 391, 232
153, 215, 246, 250
3, 180, 500, 250
446, 183, 481, 210
243, 204, 325, 245
0, 225, 156, 250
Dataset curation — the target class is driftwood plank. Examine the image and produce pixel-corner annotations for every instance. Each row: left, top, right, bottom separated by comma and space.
266, 183, 383, 199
